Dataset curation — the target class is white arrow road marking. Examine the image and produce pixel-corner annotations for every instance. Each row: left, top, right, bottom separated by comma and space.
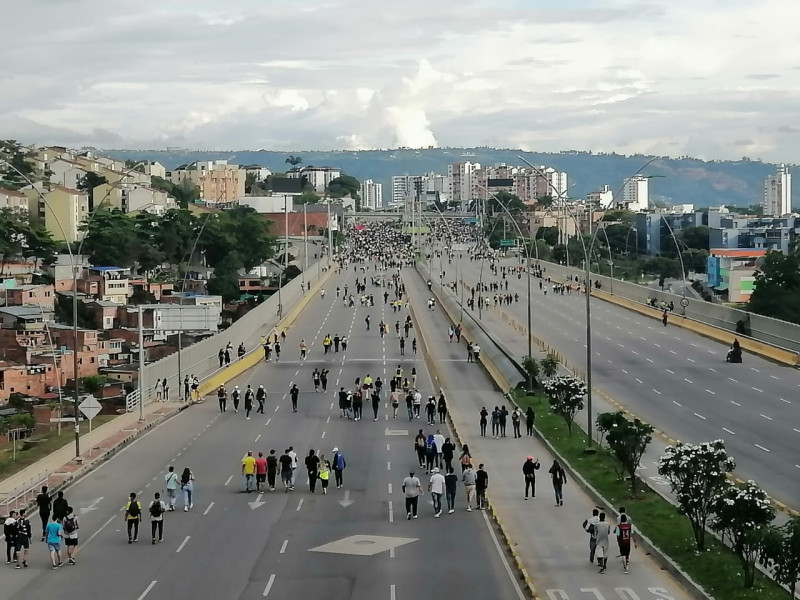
249, 493, 266, 510
80, 497, 105, 515
339, 490, 354, 507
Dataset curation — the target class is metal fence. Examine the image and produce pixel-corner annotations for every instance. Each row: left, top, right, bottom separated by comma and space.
0, 472, 51, 515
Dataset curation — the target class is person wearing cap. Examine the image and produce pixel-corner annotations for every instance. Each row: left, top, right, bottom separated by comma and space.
332, 448, 346, 489
523, 455, 541, 500
232, 386, 241, 413
428, 467, 445, 517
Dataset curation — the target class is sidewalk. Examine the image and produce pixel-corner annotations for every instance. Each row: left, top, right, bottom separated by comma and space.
0, 400, 186, 513
404, 269, 695, 600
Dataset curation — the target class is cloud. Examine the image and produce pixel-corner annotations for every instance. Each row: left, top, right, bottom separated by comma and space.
2, 0, 800, 161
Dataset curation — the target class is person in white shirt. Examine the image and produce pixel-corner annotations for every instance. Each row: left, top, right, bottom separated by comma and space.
433, 430, 446, 468
428, 468, 446, 517
163, 467, 180, 511
412, 390, 422, 419
288, 447, 298, 487
402, 471, 423, 519
149, 493, 167, 544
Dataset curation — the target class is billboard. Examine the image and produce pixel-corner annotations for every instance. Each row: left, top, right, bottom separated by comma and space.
150, 305, 217, 333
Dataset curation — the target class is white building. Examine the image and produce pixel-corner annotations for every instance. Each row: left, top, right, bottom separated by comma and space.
448, 162, 480, 211
243, 165, 272, 181
586, 185, 614, 210
619, 175, 649, 212
143, 161, 166, 179
359, 179, 383, 210
287, 166, 341, 194
391, 174, 428, 208
763, 164, 792, 216
238, 195, 294, 213
0, 187, 29, 212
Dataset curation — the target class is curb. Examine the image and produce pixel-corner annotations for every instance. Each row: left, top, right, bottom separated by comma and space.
408, 270, 539, 600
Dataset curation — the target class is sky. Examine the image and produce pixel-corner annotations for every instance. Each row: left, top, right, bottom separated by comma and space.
3, 0, 800, 161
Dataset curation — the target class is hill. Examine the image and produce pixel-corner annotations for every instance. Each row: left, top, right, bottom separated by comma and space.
99, 148, 794, 208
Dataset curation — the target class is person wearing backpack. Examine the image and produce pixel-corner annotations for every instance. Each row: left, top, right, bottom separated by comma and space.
149, 492, 166, 545
62, 506, 79, 565
4, 509, 18, 564
124, 492, 142, 544
14, 509, 32, 569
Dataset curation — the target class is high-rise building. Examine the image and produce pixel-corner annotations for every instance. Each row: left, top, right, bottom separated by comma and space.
391, 174, 427, 207
359, 179, 383, 210
586, 185, 614, 210
619, 175, 649, 212
448, 162, 480, 211
763, 164, 792, 216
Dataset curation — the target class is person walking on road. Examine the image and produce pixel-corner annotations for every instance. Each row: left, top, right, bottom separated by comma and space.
476, 463, 489, 510
595, 512, 611, 573
549, 460, 567, 506
462, 463, 476, 511
44, 515, 63, 569
62, 507, 79, 565
217, 385, 227, 413
300, 340, 307, 359
290, 383, 300, 413
255, 452, 267, 492
444, 467, 458, 514
402, 470, 423, 519
414, 430, 426, 468
332, 448, 346, 489
242, 451, 256, 493
5, 510, 17, 564
244, 386, 254, 419
412, 389, 422, 419
279, 450, 294, 492
288, 446, 299, 488
266, 450, 278, 491
36, 486, 51, 541
511, 408, 521, 438
614, 514, 636, 573
479, 407, 488, 437
164, 466, 180, 511
583, 508, 601, 565
498, 405, 508, 437
525, 407, 535, 437
437, 392, 447, 424
232, 386, 241, 413
313, 368, 321, 392
306, 449, 320, 493
459, 444, 472, 473
433, 430, 445, 468
319, 456, 331, 495
425, 396, 436, 425
523, 455, 541, 500
124, 492, 142, 544
662, 310, 668, 326
180, 467, 195, 511
14, 509, 31, 568
490, 406, 500, 439
428, 468, 445, 517
390, 389, 401, 418
441, 437, 455, 472
321, 369, 329, 393
371, 390, 381, 421
424, 434, 438, 474
149, 493, 166, 545
52, 491, 68, 524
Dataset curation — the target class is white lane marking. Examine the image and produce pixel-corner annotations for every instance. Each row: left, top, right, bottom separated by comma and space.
389, 547, 395, 559
666, 369, 675, 375
80, 514, 115, 551
280, 539, 288, 554
731, 400, 741, 406
327, 416, 331, 423
760, 414, 773, 421
387, 461, 391, 471
794, 428, 800, 434
296, 498, 304, 512
255, 434, 262, 443
722, 427, 735, 435
265, 419, 271, 427
274, 405, 280, 412
780, 398, 791, 404
751, 367, 760, 373
203, 502, 215, 515
640, 337, 646, 341
669, 350, 677, 355
755, 444, 770, 453
690, 343, 697, 347
388, 500, 394, 522
753, 387, 764, 393
390, 584, 397, 600
687, 358, 695, 363
706, 390, 716, 395
646, 358, 654, 363
694, 413, 706, 420
673, 401, 682, 407
386, 443, 390, 451
635, 378, 643, 383
137, 581, 158, 600
728, 378, 738, 383
388, 483, 393, 494
652, 389, 662, 395
224, 476, 233, 486
618, 343, 625, 348
708, 368, 717, 373
621, 369, 628, 374
176, 536, 191, 553
631, 350, 639, 356
480, 510, 527, 600
321, 431, 326, 439
771, 375, 780, 380
684, 378, 693, 384
263, 574, 276, 597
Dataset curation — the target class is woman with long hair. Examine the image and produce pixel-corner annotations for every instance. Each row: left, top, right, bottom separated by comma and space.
180, 467, 195, 511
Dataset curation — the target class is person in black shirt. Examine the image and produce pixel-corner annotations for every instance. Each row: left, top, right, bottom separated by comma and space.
35, 485, 52, 541
52, 490, 69, 524
476, 464, 489, 510
266, 450, 278, 491
14, 508, 32, 568
290, 384, 300, 413
305, 449, 320, 493
279, 450, 294, 491
4, 510, 17, 563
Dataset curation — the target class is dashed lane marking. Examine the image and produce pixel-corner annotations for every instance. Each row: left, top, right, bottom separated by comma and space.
755, 444, 771, 453
722, 427, 735, 435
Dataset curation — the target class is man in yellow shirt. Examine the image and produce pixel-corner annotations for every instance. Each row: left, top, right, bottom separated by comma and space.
242, 451, 257, 493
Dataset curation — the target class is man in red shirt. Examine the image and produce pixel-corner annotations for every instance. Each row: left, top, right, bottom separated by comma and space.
614, 514, 636, 573
255, 452, 268, 492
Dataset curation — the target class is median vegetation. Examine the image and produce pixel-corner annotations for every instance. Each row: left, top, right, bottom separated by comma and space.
512, 387, 799, 600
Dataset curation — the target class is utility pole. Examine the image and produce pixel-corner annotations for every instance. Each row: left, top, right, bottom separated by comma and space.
138, 305, 145, 421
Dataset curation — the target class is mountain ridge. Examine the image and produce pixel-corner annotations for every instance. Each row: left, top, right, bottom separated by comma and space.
99, 147, 797, 209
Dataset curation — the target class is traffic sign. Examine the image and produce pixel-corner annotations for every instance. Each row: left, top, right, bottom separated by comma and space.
500, 239, 516, 247
79, 395, 102, 421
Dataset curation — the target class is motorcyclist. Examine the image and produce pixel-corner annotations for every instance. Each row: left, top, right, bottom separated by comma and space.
726, 339, 742, 363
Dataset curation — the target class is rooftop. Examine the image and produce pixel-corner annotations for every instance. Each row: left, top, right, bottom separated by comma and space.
0, 187, 26, 198
0, 306, 45, 318
710, 248, 768, 257
89, 266, 126, 272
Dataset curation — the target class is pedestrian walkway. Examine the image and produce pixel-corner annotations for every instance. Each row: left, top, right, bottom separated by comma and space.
405, 270, 693, 600
0, 401, 185, 513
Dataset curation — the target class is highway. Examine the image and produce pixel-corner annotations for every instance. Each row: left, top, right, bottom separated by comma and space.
454, 254, 800, 507
7, 268, 524, 600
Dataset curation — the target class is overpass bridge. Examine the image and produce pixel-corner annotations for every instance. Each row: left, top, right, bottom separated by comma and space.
345, 211, 477, 222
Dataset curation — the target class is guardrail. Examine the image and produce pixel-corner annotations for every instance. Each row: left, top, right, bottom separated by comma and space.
125, 389, 141, 413
0, 472, 51, 515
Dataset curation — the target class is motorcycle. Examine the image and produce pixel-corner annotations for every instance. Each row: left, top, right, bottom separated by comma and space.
725, 346, 743, 363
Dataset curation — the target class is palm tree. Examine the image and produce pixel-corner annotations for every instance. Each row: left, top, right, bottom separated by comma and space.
285, 155, 302, 169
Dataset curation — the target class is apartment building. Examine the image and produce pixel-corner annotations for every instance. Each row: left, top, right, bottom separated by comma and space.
0, 187, 29, 212
448, 162, 480, 210
359, 179, 383, 210
92, 182, 177, 214
287, 166, 341, 194
166, 160, 245, 204
619, 175, 650, 212
2, 284, 55, 312
707, 249, 766, 302
763, 164, 792, 217
42, 186, 89, 243
709, 212, 799, 254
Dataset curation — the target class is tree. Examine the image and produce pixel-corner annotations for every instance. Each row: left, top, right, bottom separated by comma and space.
540, 353, 560, 378
150, 176, 199, 208
535, 195, 555, 208
543, 375, 586, 436
763, 516, 800, 599
536, 226, 559, 246
79, 208, 140, 267
711, 481, 776, 588
77, 172, 108, 203
0, 140, 35, 189
82, 375, 108, 395
207, 253, 243, 302
595, 410, 628, 447
679, 225, 710, 251
295, 190, 320, 205
605, 414, 654, 496
658, 440, 736, 551
285, 155, 302, 168
327, 175, 360, 200
244, 172, 257, 194
601, 209, 635, 226
521, 355, 539, 390
487, 191, 524, 214
748, 250, 800, 324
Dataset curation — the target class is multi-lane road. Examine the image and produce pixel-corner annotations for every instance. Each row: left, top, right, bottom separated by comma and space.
8, 268, 524, 600
455, 254, 800, 507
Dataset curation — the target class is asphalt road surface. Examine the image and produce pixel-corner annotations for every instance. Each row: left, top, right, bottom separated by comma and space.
7, 267, 525, 600
454, 254, 800, 508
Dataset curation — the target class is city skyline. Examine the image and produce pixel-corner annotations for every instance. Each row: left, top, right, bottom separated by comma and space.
4, 1, 800, 162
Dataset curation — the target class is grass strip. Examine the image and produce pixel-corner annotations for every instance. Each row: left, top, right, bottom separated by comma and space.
513, 391, 786, 600
0, 415, 117, 481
